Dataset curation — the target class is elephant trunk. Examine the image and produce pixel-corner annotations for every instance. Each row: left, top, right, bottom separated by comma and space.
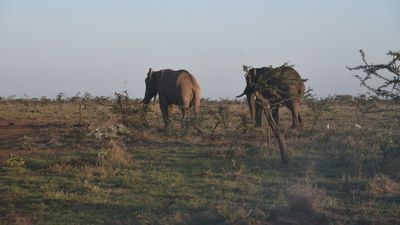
142, 91, 157, 105
141, 98, 150, 105
238, 85, 257, 123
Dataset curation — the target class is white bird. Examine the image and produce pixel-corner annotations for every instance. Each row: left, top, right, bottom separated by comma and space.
355, 123, 362, 129
326, 123, 330, 130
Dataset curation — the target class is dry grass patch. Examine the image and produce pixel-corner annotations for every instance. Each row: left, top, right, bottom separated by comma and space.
367, 174, 400, 197
97, 139, 135, 168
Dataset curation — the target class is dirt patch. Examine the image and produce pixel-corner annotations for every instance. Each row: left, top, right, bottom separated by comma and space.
0, 124, 34, 162
0, 125, 34, 141
0, 122, 72, 162
1, 213, 33, 225
0, 123, 69, 141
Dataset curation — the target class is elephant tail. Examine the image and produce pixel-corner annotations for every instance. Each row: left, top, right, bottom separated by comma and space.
299, 79, 306, 97
192, 87, 201, 113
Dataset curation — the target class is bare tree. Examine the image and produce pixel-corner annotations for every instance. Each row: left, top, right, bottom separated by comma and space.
348, 50, 400, 173
347, 50, 400, 100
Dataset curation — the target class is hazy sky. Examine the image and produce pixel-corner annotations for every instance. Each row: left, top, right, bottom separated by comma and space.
1, 0, 399, 99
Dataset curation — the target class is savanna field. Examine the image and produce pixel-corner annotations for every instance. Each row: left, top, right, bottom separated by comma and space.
0, 94, 399, 225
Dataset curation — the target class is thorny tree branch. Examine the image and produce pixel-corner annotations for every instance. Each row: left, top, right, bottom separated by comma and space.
347, 50, 400, 100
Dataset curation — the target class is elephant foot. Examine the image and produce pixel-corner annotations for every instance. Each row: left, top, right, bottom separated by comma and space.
291, 124, 301, 129
157, 126, 167, 132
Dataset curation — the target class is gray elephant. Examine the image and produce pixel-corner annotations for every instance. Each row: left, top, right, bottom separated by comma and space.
142, 68, 201, 127
237, 65, 305, 128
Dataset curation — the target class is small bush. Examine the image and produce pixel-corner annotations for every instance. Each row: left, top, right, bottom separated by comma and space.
304, 93, 335, 132
286, 183, 329, 212
111, 91, 148, 128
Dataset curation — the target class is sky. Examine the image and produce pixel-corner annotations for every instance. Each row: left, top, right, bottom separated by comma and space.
1, 0, 399, 99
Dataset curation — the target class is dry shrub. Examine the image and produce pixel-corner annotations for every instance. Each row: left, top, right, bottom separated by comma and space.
4, 154, 26, 168
213, 200, 247, 219
340, 135, 381, 178
366, 174, 400, 197
206, 146, 246, 161
97, 139, 135, 168
21, 135, 37, 150
82, 180, 102, 193
286, 183, 329, 212
48, 161, 74, 174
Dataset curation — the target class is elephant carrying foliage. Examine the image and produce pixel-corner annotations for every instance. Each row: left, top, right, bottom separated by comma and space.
237, 64, 305, 128
142, 68, 201, 127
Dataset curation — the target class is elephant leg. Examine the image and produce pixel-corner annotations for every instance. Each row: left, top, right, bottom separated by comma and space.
180, 106, 189, 127
272, 106, 280, 125
298, 113, 304, 128
160, 102, 170, 127
247, 94, 256, 124
168, 105, 174, 115
287, 101, 301, 128
255, 102, 263, 127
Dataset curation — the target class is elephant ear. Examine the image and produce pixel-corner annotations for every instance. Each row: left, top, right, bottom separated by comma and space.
147, 68, 153, 77
243, 65, 252, 73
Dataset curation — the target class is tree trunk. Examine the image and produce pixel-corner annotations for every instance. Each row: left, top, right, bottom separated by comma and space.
254, 91, 289, 164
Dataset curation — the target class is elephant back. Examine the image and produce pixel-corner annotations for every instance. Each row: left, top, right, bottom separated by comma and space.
159, 69, 201, 109
257, 66, 304, 101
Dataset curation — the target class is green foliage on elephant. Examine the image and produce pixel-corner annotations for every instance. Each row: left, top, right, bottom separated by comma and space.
257, 64, 304, 103
238, 64, 306, 129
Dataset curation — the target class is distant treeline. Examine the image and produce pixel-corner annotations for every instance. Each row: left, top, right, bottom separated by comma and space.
0, 93, 395, 104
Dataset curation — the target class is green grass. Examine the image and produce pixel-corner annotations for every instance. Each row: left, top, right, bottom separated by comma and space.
0, 147, 263, 224
1, 144, 399, 225
0, 99, 399, 225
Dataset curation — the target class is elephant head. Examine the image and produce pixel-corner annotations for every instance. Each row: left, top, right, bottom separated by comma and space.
142, 68, 158, 104
237, 65, 273, 127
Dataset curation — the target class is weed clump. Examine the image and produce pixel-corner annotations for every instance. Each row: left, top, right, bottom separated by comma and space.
4, 154, 26, 168
97, 139, 134, 168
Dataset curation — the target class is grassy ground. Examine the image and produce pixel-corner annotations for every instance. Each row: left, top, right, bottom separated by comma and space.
0, 97, 399, 225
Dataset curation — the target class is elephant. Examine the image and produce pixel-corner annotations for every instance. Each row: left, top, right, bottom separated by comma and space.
142, 68, 201, 127
237, 65, 305, 128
